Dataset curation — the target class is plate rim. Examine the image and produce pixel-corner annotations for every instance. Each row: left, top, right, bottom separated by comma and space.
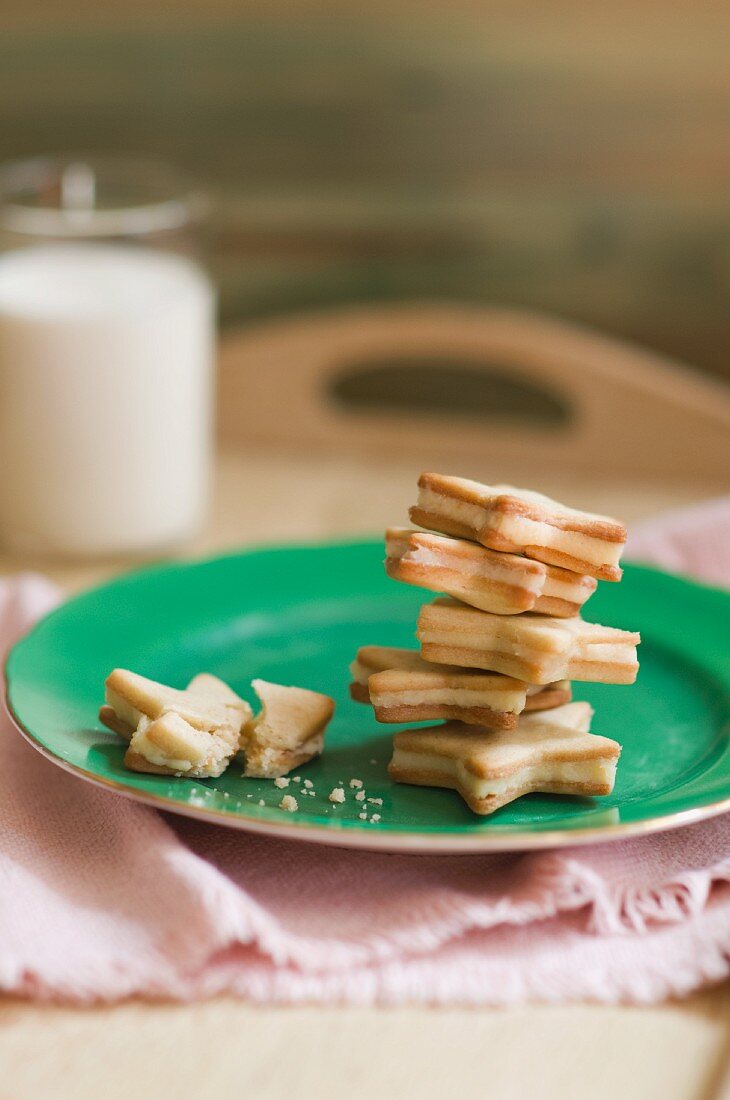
5, 541, 730, 854
7, 707, 730, 853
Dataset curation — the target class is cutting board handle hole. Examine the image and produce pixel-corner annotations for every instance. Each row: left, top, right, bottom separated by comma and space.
327, 357, 573, 428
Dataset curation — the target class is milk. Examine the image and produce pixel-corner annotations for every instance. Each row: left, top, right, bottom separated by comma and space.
0, 244, 215, 557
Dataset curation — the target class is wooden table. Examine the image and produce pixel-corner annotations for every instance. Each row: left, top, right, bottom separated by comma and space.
2, 446, 729, 1099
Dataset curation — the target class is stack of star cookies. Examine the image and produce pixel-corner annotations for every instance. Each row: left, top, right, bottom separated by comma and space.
350, 473, 640, 815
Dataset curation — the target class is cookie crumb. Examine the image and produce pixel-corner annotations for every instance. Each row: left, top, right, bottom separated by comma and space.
358, 812, 367, 821
370, 759, 377, 765
258, 799, 265, 806
303, 779, 313, 789
279, 795, 298, 813
349, 779, 363, 789
355, 790, 365, 802
274, 777, 290, 789
292, 776, 301, 783
370, 814, 381, 823
328, 787, 346, 804
367, 797, 383, 806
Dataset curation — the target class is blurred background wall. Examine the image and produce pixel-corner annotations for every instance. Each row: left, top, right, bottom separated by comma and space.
2, 0, 729, 381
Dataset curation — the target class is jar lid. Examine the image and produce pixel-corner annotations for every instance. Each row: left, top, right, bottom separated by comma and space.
0, 155, 208, 238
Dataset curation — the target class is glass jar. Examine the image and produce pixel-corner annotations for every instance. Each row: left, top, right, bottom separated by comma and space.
0, 155, 216, 559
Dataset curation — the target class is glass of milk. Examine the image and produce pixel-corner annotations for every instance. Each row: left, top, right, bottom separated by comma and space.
0, 155, 216, 558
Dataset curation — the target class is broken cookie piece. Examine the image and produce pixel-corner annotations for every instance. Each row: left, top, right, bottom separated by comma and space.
186, 672, 250, 711
100, 669, 252, 778
100, 669, 251, 741
124, 712, 238, 778
242, 679, 335, 779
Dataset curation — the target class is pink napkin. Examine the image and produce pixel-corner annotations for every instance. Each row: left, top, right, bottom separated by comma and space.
1, 501, 729, 1005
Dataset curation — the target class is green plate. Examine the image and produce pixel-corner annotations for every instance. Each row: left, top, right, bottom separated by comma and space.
5, 541, 730, 852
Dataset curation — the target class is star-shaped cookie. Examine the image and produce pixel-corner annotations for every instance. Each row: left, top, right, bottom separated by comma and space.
388, 701, 620, 814
409, 473, 627, 581
349, 644, 570, 728
386, 527, 596, 617
417, 598, 640, 685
